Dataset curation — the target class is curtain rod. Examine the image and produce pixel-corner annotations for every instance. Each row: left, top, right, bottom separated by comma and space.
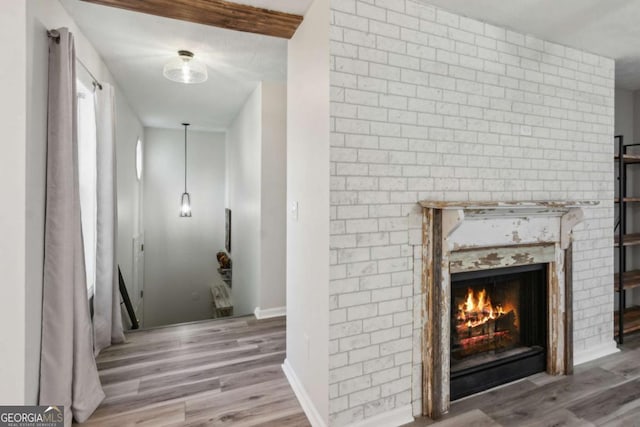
47, 29, 103, 91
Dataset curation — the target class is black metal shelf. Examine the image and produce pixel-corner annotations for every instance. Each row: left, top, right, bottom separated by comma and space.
615, 154, 640, 164
614, 270, 640, 291
614, 135, 640, 344
615, 306, 640, 337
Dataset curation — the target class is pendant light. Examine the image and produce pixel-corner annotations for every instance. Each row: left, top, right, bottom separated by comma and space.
180, 123, 192, 217
163, 50, 208, 84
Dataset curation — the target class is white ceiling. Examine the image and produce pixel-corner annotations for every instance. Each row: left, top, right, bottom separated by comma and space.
62, 0, 640, 131
420, 0, 640, 90
59, 0, 313, 131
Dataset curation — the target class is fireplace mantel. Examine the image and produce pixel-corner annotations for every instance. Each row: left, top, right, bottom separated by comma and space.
419, 200, 598, 251
420, 200, 598, 419
419, 200, 598, 209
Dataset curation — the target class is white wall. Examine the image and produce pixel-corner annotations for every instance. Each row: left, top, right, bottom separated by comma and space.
143, 127, 226, 327
260, 83, 288, 313
616, 89, 634, 142
285, 0, 330, 424
0, 0, 27, 405
227, 87, 262, 316
116, 94, 144, 318
24, 0, 144, 401
226, 82, 288, 317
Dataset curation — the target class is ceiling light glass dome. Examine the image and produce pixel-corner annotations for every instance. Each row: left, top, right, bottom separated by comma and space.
163, 50, 208, 84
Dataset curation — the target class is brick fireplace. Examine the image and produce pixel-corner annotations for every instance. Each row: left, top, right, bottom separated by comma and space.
420, 201, 595, 418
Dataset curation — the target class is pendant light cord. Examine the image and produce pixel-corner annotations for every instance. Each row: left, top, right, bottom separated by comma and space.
183, 124, 188, 193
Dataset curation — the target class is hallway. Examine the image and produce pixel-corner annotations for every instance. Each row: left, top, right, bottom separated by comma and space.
79, 316, 308, 426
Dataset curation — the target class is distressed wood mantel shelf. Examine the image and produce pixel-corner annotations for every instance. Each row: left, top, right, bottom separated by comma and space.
420, 200, 598, 420
419, 200, 599, 209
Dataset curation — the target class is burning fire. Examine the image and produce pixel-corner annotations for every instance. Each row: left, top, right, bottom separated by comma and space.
457, 288, 506, 328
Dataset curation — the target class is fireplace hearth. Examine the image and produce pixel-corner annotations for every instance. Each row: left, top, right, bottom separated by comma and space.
450, 264, 547, 400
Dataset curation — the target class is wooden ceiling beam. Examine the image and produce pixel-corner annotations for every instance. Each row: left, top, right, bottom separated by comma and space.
80, 0, 303, 39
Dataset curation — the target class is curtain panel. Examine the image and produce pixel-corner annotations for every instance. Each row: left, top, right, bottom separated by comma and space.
39, 27, 104, 426
93, 83, 125, 354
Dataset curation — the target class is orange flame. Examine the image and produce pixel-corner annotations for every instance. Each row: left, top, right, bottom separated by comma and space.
457, 288, 508, 328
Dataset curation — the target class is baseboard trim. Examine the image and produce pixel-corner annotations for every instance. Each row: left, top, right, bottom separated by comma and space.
573, 340, 619, 366
282, 359, 327, 427
254, 306, 286, 319
346, 405, 414, 427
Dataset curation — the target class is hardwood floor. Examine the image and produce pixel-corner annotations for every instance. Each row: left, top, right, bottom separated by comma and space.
81, 317, 640, 426
406, 334, 640, 427
78, 316, 309, 426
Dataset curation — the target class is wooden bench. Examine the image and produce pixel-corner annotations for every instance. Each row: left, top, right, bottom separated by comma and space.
211, 280, 233, 318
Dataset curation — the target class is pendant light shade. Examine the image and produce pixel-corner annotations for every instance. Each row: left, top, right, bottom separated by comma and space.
180, 192, 192, 217
163, 50, 208, 84
180, 123, 192, 218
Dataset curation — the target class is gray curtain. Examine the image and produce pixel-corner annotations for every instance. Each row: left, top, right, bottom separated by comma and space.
93, 83, 125, 355
39, 28, 105, 426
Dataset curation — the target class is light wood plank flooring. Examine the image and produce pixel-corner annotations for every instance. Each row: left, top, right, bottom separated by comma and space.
78, 316, 309, 426
405, 334, 640, 427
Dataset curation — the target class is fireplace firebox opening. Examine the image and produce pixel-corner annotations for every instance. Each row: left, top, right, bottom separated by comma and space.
450, 264, 547, 400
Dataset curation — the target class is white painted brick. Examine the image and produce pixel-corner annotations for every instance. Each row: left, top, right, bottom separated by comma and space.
348, 303, 378, 321
331, 353, 349, 370
340, 334, 371, 352
375, 0, 405, 13
369, 204, 402, 217
349, 387, 381, 406
407, 43, 436, 60
380, 337, 413, 356
436, 49, 459, 65
484, 23, 506, 40
405, 1, 435, 20
338, 247, 371, 263
363, 315, 394, 332
371, 327, 401, 344
346, 134, 379, 149
371, 367, 400, 385
345, 89, 379, 106
387, 10, 419, 30
378, 298, 408, 315
358, 47, 387, 64
371, 285, 402, 302
334, 11, 369, 32
339, 375, 372, 395
330, 1, 615, 423
360, 275, 393, 293
377, 35, 407, 54
459, 16, 484, 35
331, 235, 357, 250
349, 345, 381, 363
356, 1, 386, 21
369, 20, 400, 38
436, 9, 459, 27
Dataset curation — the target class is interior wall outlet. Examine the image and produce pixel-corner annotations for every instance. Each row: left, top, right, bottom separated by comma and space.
290, 201, 299, 221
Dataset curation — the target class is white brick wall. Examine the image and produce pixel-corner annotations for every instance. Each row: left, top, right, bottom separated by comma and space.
329, 0, 615, 425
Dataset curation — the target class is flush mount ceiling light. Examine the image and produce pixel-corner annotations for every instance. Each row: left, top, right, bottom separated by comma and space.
163, 50, 208, 84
